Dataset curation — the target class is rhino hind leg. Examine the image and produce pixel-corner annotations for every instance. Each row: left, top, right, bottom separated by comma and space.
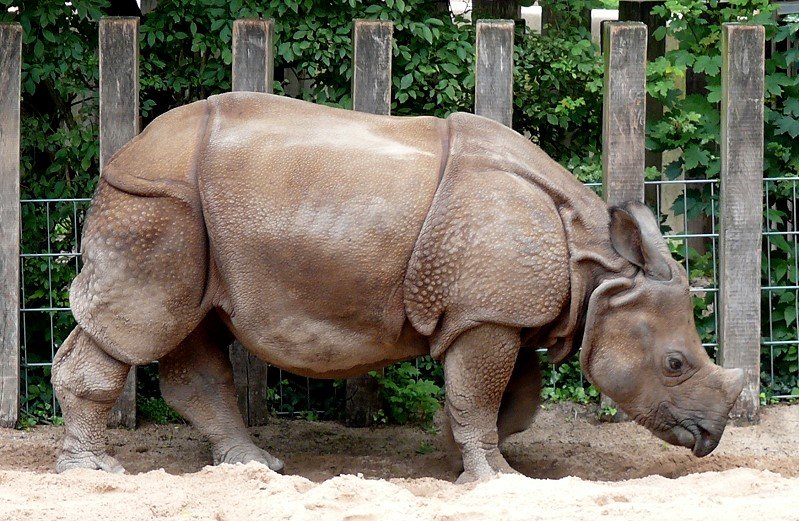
443, 324, 521, 483
52, 327, 131, 473
158, 314, 284, 473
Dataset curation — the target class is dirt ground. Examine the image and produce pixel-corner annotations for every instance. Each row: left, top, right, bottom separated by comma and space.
1, 402, 798, 520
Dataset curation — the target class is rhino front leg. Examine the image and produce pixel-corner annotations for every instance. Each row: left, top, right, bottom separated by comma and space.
52, 327, 130, 473
158, 315, 284, 473
443, 324, 521, 483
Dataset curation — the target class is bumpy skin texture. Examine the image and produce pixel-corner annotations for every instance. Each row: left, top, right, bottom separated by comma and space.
54, 92, 744, 481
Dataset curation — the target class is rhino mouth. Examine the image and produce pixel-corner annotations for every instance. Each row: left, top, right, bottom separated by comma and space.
651, 421, 719, 457
685, 423, 718, 457
645, 404, 723, 458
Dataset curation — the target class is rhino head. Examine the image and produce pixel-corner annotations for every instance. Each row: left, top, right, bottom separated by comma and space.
579, 201, 744, 457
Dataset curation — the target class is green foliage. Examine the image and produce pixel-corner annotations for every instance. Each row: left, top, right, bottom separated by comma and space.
138, 396, 184, 425
0, 0, 105, 199
264, 376, 344, 419
514, 4, 604, 182
135, 364, 184, 424
17, 365, 63, 429
597, 404, 618, 421
135, 0, 477, 121
370, 357, 443, 426
416, 440, 434, 454
541, 358, 600, 404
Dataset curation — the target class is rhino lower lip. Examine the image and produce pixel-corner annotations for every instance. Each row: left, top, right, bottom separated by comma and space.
690, 424, 718, 457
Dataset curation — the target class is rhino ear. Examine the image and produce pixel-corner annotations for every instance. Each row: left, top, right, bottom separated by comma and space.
608, 201, 672, 281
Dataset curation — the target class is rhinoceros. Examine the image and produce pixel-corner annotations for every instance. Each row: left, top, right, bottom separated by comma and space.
52, 92, 744, 482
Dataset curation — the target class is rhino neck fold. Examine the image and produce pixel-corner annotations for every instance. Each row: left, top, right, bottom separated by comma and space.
541, 206, 630, 365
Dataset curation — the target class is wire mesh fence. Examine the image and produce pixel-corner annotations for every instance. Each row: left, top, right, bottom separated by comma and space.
762, 177, 799, 399
17, 176, 799, 419
19, 198, 90, 422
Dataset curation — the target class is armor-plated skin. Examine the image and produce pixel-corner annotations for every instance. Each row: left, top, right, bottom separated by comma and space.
52, 92, 744, 482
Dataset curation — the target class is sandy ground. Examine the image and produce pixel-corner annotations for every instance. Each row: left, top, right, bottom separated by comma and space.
1, 402, 798, 520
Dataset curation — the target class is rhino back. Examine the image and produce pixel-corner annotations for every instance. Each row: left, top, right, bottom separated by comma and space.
198, 93, 445, 374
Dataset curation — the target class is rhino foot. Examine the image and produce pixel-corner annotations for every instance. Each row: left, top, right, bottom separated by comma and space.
56, 451, 126, 474
455, 467, 520, 484
214, 444, 285, 474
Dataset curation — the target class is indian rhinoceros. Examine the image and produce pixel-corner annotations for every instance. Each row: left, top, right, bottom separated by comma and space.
52, 92, 744, 482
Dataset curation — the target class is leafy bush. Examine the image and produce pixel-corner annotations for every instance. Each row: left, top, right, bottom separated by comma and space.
541, 358, 600, 404
370, 356, 443, 426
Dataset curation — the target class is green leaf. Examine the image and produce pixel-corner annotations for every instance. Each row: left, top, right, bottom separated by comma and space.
399, 73, 413, 90
785, 98, 799, 117
33, 39, 44, 59
440, 62, 461, 75
765, 75, 786, 97
785, 305, 797, 327
706, 84, 721, 103
420, 24, 433, 44
682, 145, 710, 170
693, 55, 721, 76
771, 234, 794, 255
672, 49, 694, 69
774, 114, 799, 138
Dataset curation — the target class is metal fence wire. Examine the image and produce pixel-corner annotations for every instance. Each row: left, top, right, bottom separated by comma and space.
19, 198, 90, 420
18, 177, 799, 418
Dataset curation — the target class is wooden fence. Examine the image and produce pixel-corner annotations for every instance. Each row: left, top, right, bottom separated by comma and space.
0, 18, 765, 428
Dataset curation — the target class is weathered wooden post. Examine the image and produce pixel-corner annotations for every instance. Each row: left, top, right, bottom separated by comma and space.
602, 22, 647, 204
344, 19, 393, 427
230, 18, 274, 427
100, 17, 140, 429
0, 23, 22, 428
601, 21, 647, 419
475, 19, 514, 127
718, 23, 764, 423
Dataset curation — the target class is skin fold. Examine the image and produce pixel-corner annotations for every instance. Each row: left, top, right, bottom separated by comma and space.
52, 92, 744, 482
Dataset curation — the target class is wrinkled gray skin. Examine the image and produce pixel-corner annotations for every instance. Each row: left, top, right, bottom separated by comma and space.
52, 92, 744, 482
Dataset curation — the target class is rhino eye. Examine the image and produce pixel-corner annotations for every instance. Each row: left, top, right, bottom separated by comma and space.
665, 354, 685, 375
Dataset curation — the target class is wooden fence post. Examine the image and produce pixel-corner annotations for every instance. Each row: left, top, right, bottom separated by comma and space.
718, 23, 764, 424
475, 19, 514, 127
344, 19, 393, 427
602, 21, 647, 205
230, 18, 274, 427
100, 17, 140, 429
0, 24, 22, 429
600, 21, 647, 420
